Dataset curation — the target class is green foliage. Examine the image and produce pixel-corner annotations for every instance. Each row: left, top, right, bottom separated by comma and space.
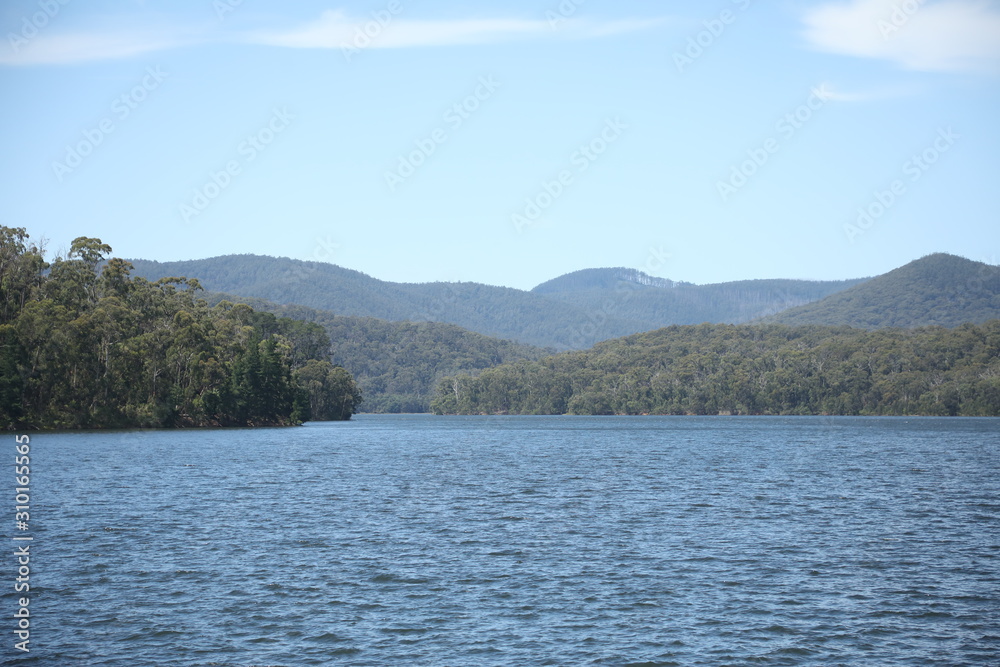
0, 228, 360, 429
0, 227, 47, 325
203, 294, 551, 413
769, 254, 1000, 328
293, 359, 362, 420
128, 254, 999, 350
533, 268, 869, 344
127, 256, 871, 350
431, 322, 1000, 417
121, 252, 1000, 416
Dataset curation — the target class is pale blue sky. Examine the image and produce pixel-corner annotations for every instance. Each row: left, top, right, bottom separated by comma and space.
2, 0, 998, 290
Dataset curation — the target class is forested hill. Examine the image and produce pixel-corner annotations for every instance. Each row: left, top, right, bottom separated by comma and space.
533, 267, 683, 292
532, 268, 867, 337
129, 255, 606, 349
431, 321, 1000, 417
202, 292, 552, 413
767, 254, 1000, 328
0, 228, 362, 429
129, 256, 864, 349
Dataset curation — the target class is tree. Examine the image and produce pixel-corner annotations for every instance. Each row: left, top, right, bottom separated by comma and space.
0, 229, 362, 428
0, 226, 47, 324
293, 359, 363, 421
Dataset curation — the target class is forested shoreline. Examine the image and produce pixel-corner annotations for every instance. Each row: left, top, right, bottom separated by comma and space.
0, 228, 361, 429
195, 293, 552, 413
4, 226, 998, 425
431, 322, 1000, 416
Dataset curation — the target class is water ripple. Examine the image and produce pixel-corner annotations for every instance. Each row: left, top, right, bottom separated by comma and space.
6, 416, 998, 665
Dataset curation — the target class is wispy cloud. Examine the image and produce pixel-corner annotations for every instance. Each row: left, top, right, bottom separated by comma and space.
1, 30, 195, 66
817, 80, 922, 101
802, 0, 1000, 73
249, 11, 667, 50
0, 11, 667, 66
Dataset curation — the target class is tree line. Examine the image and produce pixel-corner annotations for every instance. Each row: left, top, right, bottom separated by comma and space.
431, 322, 1000, 416
0, 227, 361, 429
199, 293, 552, 413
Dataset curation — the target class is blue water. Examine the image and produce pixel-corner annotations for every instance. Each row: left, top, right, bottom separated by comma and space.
4, 416, 999, 665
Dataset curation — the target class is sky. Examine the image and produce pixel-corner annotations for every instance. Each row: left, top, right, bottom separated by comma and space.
1, 0, 998, 291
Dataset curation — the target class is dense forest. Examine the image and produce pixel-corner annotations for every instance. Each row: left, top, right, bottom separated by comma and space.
128, 255, 597, 348
0, 227, 361, 429
201, 293, 551, 413
129, 254, 1000, 351
431, 321, 1000, 417
322, 317, 548, 413
8, 232, 995, 426
123, 253, 1000, 416
768, 253, 1000, 328
128, 255, 870, 349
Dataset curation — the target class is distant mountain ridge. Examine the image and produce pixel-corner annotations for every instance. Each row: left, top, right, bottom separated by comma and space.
129, 255, 593, 348
533, 267, 684, 293
534, 270, 868, 346
128, 255, 871, 349
767, 254, 1000, 328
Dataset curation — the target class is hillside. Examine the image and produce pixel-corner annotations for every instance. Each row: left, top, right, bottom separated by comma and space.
431, 321, 1000, 417
533, 267, 684, 292
767, 254, 1000, 328
535, 268, 867, 339
129, 256, 864, 349
123, 253, 1000, 416
130, 255, 616, 349
201, 293, 552, 413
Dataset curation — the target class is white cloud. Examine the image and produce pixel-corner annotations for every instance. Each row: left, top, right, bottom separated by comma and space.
802, 0, 1000, 72
1, 30, 196, 66
815, 80, 922, 101
250, 11, 667, 50
0, 11, 667, 66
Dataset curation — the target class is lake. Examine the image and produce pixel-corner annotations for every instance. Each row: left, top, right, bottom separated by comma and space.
8, 416, 1000, 665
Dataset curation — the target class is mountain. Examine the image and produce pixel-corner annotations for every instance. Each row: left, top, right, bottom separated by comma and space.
129, 255, 605, 349
125, 252, 1000, 415
533, 267, 867, 340
533, 267, 684, 292
200, 293, 552, 413
767, 254, 1000, 328
128, 256, 865, 349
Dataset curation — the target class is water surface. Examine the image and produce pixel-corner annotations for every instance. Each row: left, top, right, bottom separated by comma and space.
7, 416, 1000, 665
